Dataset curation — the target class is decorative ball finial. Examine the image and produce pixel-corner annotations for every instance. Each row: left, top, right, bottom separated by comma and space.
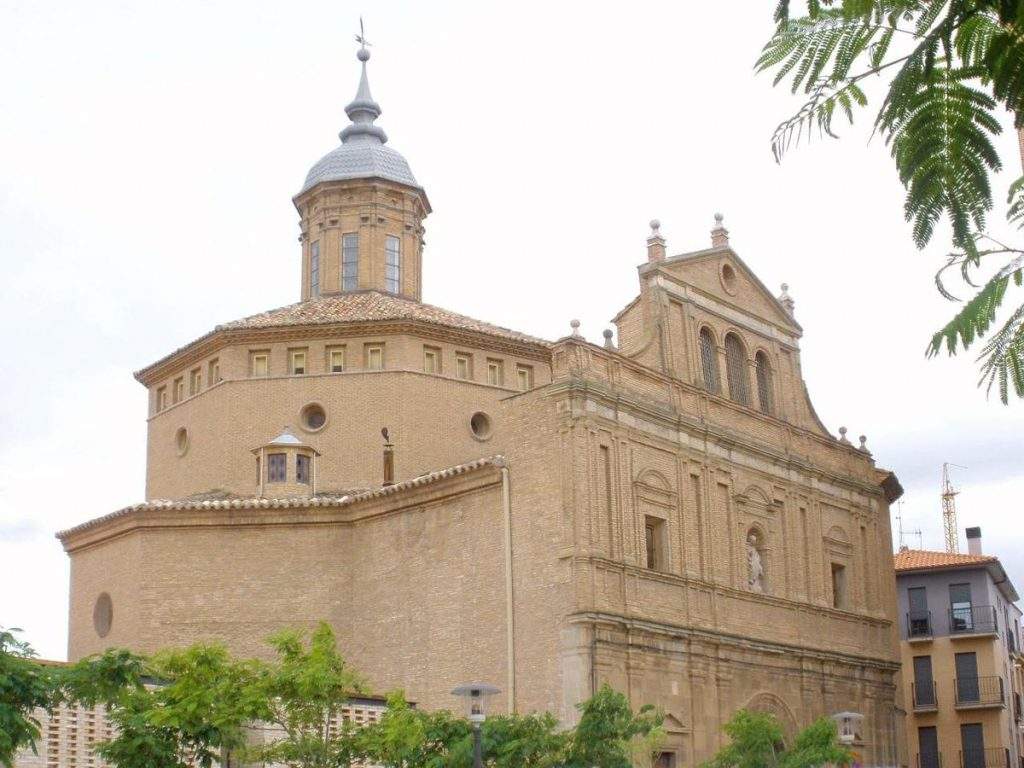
649, 219, 661, 234
781, 282, 789, 292
602, 328, 615, 350
357, 47, 370, 62
714, 212, 724, 226
858, 435, 869, 452
570, 319, 581, 337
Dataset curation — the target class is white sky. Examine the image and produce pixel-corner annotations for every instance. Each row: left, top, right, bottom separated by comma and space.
1, 1, 1021, 661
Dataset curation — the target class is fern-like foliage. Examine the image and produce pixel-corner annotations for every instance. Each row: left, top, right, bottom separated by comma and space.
758, 0, 1024, 403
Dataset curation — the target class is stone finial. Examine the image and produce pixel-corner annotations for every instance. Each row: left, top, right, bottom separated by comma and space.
603, 328, 616, 350
711, 212, 729, 248
858, 435, 870, 453
778, 283, 795, 315
838, 426, 851, 445
647, 218, 666, 263
570, 319, 582, 337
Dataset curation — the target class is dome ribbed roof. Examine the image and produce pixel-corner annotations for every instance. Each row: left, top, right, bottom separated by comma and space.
299, 43, 420, 194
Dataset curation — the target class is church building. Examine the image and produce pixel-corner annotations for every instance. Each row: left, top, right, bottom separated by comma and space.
57, 38, 906, 767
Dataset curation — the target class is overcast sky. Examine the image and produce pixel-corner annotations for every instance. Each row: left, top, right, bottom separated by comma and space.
1, 1, 1022, 661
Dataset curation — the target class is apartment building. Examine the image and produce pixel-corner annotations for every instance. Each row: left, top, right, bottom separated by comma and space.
897, 528, 1024, 768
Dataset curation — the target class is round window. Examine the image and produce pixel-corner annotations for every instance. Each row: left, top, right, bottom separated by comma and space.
721, 263, 738, 294
301, 403, 327, 432
470, 411, 492, 441
175, 427, 189, 456
93, 593, 113, 638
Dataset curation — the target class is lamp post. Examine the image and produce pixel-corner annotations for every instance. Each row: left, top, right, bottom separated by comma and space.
452, 682, 500, 768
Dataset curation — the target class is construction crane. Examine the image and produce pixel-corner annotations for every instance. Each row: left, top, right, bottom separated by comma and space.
941, 463, 962, 554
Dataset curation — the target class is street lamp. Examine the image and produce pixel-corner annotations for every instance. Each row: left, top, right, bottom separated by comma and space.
452, 682, 500, 768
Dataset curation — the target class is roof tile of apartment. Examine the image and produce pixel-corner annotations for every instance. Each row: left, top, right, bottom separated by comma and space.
894, 548, 997, 573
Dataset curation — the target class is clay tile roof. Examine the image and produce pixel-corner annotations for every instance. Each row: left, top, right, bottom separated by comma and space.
218, 291, 549, 347
893, 548, 998, 572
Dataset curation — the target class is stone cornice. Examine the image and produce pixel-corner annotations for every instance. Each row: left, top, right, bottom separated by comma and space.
57, 456, 505, 553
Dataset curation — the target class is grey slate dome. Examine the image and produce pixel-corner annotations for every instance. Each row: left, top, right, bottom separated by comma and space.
299, 44, 420, 194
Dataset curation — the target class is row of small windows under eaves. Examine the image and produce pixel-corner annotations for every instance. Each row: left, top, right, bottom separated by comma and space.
698, 326, 775, 415
154, 358, 221, 413
309, 233, 402, 297
423, 346, 534, 390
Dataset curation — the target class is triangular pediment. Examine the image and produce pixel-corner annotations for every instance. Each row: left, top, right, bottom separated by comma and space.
652, 246, 801, 335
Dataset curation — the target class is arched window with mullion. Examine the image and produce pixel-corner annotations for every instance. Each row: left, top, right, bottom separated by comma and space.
724, 332, 750, 406
698, 327, 720, 394
755, 350, 774, 415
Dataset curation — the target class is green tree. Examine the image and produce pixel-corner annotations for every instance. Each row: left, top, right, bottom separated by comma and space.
357, 691, 470, 768
562, 683, 664, 768
0, 628, 58, 768
242, 621, 365, 768
702, 709, 851, 768
757, 0, 1024, 402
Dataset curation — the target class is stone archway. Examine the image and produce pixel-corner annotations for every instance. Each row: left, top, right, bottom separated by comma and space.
745, 691, 798, 743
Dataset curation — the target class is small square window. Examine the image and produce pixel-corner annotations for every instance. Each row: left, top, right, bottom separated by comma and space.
208, 358, 220, 384
515, 364, 534, 391
156, 386, 167, 412
251, 351, 269, 377
423, 346, 441, 374
456, 353, 473, 380
267, 453, 286, 483
487, 358, 504, 387
172, 377, 184, 404
296, 454, 311, 484
189, 368, 202, 396
289, 349, 307, 375
365, 344, 384, 371
327, 346, 346, 373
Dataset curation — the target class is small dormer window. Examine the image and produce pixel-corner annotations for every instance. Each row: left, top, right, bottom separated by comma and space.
310, 240, 320, 298
342, 233, 359, 291
296, 454, 311, 484
267, 453, 286, 483
385, 235, 401, 293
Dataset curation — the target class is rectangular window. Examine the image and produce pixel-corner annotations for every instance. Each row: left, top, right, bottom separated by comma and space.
908, 586, 930, 637
515, 364, 534, 391
296, 454, 311, 484
385, 235, 401, 293
289, 348, 307, 375
365, 344, 384, 371
455, 352, 473, 380
256, 456, 260, 485
156, 386, 167, 412
950, 582, 973, 631
250, 351, 269, 377
208, 358, 220, 384
917, 727, 939, 768
960, 723, 985, 768
327, 346, 346, 373
913, 656, 935, 708
955, 652, 980, 703
831, 562, 847, 609
310, 240, 320, 298
172, 377, 184, 404
644, 516, 666, 571
189, 367, 202, 396
423, 346, 440, 374
487, 358, 504, 386
342, 233, 359, 291
267, 453, 286, 483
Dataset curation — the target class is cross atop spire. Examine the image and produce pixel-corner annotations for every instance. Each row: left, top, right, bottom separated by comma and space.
341, 18, 387, 145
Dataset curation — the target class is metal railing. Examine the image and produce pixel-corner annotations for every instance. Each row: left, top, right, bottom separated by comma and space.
954, 676, 1004, 707
918, 752, 943, 768
908, 610, 934, 638
949, 605, 998, 634
959, 747, 1009, 768
912, 680, 938, 710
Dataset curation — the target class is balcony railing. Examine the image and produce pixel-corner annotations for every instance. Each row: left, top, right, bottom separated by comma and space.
959, 747, 1009, 768
954, 676, 1005, 708
912, 680, 938, 710
918, 752, 943, 768
908, 610, 934, 639
949, 605, 998, 635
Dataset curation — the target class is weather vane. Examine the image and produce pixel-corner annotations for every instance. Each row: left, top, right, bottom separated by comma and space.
355, 17, 371, 51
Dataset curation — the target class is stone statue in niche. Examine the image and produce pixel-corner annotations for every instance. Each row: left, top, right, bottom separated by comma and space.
747, 534, 764, 592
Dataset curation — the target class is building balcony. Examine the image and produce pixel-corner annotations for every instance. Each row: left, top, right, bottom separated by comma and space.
959, 747, 1009, 768
949, 606, 999, 637
908, 610, 934, 641
912, 680, 939, 712
954, 676, 1005, 709
918, 751, 944, 768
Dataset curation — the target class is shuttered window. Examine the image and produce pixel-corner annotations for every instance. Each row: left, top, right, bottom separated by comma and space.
724, 333, 749, 406
755, 351, 773, 414
698, 328, 720, 393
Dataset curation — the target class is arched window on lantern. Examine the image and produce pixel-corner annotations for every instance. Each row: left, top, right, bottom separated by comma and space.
699, 327, 720, 394
724, 332, 749, 406
755, 350, 774, 415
